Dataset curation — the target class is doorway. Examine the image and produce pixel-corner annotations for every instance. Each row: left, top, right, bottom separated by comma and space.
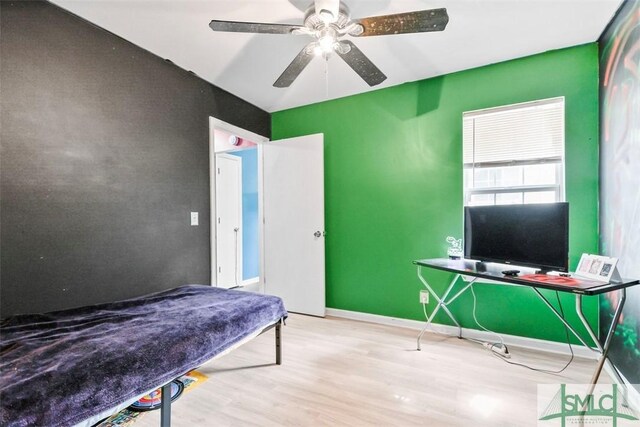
210, 118, 268, 292
210, 118, 326, 316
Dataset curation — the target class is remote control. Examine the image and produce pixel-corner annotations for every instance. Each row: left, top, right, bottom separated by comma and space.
502, 270, 520, 276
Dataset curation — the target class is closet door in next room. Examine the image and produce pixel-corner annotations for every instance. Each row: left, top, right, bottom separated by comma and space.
215, 153, 242, 288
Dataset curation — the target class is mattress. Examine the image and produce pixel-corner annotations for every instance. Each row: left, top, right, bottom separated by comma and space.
0, 285, 287, 427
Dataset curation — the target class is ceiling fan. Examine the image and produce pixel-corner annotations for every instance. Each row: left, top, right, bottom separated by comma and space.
209, 0, 449, 88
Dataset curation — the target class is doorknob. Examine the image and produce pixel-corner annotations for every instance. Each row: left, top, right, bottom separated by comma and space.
314, 231, 322, 238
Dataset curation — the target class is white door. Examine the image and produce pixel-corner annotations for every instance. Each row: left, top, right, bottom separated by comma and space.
215, 153, 242, 289
263, 134, 325, 316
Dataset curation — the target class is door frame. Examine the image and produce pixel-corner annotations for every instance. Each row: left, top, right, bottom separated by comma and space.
209, 117, 269, 289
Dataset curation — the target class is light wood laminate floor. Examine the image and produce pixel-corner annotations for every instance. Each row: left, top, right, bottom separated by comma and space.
137, 314, 603, 427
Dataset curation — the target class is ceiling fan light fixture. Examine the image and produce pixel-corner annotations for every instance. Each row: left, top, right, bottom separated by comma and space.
346, 23, 364, 36
313, 43, 335, 56
312, 26, 338, 56
318, 9, 335, 23
318, 35, 335, 52
334, 41, 351, 55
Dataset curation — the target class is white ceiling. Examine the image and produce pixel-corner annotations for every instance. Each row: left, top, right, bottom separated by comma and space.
51, 0, 621, 113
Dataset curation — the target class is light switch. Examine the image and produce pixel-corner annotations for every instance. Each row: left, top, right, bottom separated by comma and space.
190, 212, 198, 226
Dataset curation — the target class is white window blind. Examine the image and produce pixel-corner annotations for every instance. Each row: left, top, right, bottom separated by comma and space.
463, 97, 566, 206
463, 98, 564, 166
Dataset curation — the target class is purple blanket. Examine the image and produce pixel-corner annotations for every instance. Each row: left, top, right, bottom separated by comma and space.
0, 285, 287, 427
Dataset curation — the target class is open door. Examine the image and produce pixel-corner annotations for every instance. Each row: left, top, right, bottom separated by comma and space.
263, 134, 325, 316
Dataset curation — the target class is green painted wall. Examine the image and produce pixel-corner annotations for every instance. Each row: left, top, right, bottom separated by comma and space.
272, 44, 600, 345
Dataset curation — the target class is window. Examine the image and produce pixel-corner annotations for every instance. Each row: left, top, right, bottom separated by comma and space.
463, 97, 565, 206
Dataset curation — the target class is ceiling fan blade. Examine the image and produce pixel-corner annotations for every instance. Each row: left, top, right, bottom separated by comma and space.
335, 40, 386, 87
274, 44, 315, 88
352, 8, 449, 37
315, 0, 340, 23
209, 20, 305, 35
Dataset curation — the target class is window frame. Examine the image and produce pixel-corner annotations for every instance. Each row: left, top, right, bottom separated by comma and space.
462, 97, 566, 207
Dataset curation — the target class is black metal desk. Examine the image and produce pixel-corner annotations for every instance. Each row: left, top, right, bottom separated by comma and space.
413, 258, 639, 388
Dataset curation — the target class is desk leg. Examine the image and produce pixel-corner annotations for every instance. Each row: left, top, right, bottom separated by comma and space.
585, 288, 626, 388
575, 295, 603, 353
576, 291, 625, 386
160, 382, 171, 427
417, 269, 463, 350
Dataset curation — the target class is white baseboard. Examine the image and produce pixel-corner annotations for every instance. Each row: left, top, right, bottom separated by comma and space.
325, 308, 597, 360
242, 277, 260, 287
233, 277, 262, 293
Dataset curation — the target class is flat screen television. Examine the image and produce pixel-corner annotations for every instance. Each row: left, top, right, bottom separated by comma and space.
464, 202, 569, 272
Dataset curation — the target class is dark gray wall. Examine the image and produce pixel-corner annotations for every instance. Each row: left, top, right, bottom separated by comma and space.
0, 1, 271, 317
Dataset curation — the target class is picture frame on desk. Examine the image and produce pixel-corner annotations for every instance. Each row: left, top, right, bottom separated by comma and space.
575, 254, 619, 282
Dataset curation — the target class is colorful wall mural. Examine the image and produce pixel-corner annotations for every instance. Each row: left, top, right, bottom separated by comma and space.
599, 0, 640, 388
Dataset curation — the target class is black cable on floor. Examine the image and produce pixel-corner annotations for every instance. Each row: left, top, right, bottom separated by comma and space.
493, 291, 574, 374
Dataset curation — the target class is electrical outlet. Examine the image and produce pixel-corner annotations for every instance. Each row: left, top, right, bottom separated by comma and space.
419, 290, 429, 304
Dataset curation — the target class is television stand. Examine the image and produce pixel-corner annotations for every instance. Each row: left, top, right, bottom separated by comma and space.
413, 258, 639, 390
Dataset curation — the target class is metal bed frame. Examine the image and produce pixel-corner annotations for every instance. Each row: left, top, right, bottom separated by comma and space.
157, 320, 283, 427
